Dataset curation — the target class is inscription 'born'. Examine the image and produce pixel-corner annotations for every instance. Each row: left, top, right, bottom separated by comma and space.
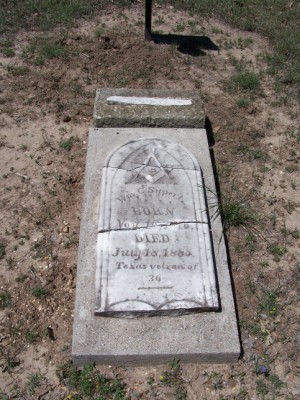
132, 207, 174, 216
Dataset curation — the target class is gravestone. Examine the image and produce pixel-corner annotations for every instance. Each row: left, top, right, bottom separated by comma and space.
96, 138, 219, 316
72, 89, 240, 365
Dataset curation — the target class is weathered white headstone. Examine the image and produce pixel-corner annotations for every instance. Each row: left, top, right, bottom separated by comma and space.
95, 138, 219, 316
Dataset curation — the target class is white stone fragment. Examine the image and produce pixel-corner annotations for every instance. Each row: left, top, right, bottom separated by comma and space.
107, 96, 192, 106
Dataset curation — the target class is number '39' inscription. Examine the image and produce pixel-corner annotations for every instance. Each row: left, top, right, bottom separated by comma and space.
150, 275, 161, 282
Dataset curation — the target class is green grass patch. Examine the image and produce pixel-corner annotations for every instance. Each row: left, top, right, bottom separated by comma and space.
256, 379, 269, 396
212, 191, 257, 232
0, 292, 11, 309
285, 164, 298, 173
175, 23, 185, 32
233, 72, 261, 91
1, 39, 15, 57
236, 97, 250, 108
203, 370, 224, 390
259, 290, 279, 316
24, 36, 69, 65
245, 232, 257, 253
0, 0, 135, 33
26, 372, 45, 394
1, 356, 20, 374
267, 374, 285, 390
250, 149, 268, 161
234, 144, 269, 161
26, 330, 40, 344
0, 242, 5, 259
56, 362, 127, 399
32, 287, 49, 299
7, 65, 29, 76
159, 359, 187, 400
59, 137, 74, 151
15, 273, 28, 283
283, 200, 299, 214
221, 198, 255, 229
268, 243, 286, 261
228, 71, 262, 97
31, 238, 53, 259
290, 228, 300, 239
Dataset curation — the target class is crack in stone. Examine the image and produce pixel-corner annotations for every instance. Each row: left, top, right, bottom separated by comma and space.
102, 166, 201, 173
98, 220, 208, 234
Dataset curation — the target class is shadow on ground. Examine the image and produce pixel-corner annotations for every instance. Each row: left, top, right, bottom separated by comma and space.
150, 33, 219, 56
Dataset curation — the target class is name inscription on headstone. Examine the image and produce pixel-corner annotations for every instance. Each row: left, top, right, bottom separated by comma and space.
95, 138, 219, 317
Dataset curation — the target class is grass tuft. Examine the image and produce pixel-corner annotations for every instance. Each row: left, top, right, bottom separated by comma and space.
159, 359, 187, 399
26, 372, 44, 394
56, 361, 127, 399
0, 242, 5, 259
2, 356, 20, 374
24, 36, 68, 65
259, 290, 279, 316
233, 72, 261, 91
32, 287, 49, 299
59, 137, 74, 151
216, 193, 257, 232
7, 65, 29, 76
1, 40, 15, 57
0, 292, 11, 309
268, 243, 286, 262
228, 71, 262, 97
236, 97, 250, 108
26, 330, 40, 344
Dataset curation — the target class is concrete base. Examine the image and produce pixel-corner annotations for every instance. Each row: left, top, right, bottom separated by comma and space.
72, 127, 241, 366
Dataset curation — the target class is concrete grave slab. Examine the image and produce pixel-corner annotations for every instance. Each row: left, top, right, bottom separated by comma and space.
72, 127, 240, 365
96, 138, 219, 317
93, 88, 205, 128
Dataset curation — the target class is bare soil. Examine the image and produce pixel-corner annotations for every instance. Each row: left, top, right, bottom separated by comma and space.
0, 3, 299, 399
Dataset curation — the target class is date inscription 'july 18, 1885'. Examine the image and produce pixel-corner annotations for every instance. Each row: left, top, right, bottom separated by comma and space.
95, 138, 219, 317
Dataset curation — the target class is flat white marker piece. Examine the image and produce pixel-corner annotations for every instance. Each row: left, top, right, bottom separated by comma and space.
107, 96, 192, 106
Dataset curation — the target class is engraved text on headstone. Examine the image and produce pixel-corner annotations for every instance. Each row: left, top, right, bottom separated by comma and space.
95, 138, 219, 317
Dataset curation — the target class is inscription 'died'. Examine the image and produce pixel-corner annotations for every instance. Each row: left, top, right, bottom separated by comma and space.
95, 138, 219, 317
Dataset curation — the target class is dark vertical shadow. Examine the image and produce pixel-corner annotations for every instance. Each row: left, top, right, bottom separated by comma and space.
145, 0, 152, 41
206, 117, 243, 358
205, 116, 215, 147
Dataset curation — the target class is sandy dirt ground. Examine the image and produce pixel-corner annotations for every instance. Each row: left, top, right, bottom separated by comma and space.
0, 3, 299, 399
